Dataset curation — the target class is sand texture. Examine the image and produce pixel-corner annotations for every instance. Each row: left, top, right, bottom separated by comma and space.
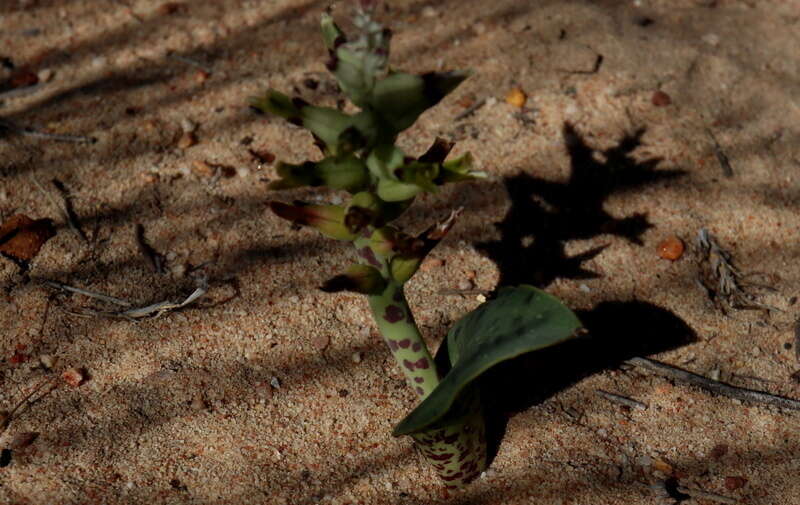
1, 0, 800, 503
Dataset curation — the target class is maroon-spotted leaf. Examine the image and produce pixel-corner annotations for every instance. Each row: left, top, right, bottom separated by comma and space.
394, 285, 581, 436
269, 201, 356, 241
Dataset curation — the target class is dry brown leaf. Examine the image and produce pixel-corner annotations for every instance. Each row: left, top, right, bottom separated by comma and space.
0, 214, 56, 263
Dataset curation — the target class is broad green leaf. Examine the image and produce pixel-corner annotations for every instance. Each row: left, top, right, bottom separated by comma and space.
251, 90, 354, 155
366, 143, 405, 180
393, 285, 581, 436
320, 13, 344, 50
372, 71, 470, 133
270, 155, 368, 192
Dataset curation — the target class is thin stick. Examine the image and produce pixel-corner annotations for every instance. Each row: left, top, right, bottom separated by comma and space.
1, 376, 56, 433
31, 176, 87, 242
134, 223, 166, 274
706, 128, 734, 177
677, 486, 737, 504
0, 118, 96, 144
51, 179, 88, 242
625, 357, 800, 412
454, 97, 486, 121
168, 54, 213, 74
42, 280, 132, 307
0, 84, 45, 102
65, 283, 207, 320
596, 389, 648, 410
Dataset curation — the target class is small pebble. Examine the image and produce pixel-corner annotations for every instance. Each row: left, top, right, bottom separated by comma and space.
579, 283, 591, 293
195, 70, 210, 83
457, 279, 474, 291
702, 33, 720, 46
420, 257, 444, 272
191, 160, 214, 177
651, 90, 671, 106
652, 458, 673, 475
61, 367, 85, 387
177, 132, 197, 149
421, 6, 437, 18
505, 87, 527, 108
351, 352, 362, 363
657, 236, 684, 260
179, 118, 197, 133
724, 476, 747, 491
476, 294, 486, 303
36, 68, 53, 83
171, 262, 187, 277
270, 376, 281, 389
39, 354, 57, 370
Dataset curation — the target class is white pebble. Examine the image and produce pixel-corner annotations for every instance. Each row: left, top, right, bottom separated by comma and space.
702, 33, 720, 46
37, 68, 53, 82
180, 118, 197, 133
351, 352, 362, 363
457, 279, 473, 291
421, 6, 437, 18
270, 376, 281, 388
476, 294, 486, 303
579, 283, 591, 293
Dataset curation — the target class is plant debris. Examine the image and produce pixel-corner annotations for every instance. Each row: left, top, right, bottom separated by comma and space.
0, 214, 56, 265
0, 117, 96, 144
706, 129, 734, 177
696, 228, 778, 312
135, 223, 166, 274
625, 356, 800, 412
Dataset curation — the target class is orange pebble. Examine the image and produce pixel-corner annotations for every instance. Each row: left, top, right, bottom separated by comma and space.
505, 87, 527, 108
651, 90, 671, 106
657, 236, 684, 260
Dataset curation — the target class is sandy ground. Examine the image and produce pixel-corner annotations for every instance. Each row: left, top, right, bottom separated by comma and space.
1, 0, 800, 503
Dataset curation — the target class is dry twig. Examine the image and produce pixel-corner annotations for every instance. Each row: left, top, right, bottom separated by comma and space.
706, 128, 734, 177
0, 117, 96, 144
596, 389, 648, 410
696, 229, 779, 312
42, 280, 132, 307
135, 223, 166, 274
625, 356, 800, 412
454, 97, 487, 121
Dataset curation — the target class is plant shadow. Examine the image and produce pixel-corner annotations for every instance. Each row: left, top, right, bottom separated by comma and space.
476, 122, 685, 288
472, 122, 692, 467
481, 299, 697, 467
